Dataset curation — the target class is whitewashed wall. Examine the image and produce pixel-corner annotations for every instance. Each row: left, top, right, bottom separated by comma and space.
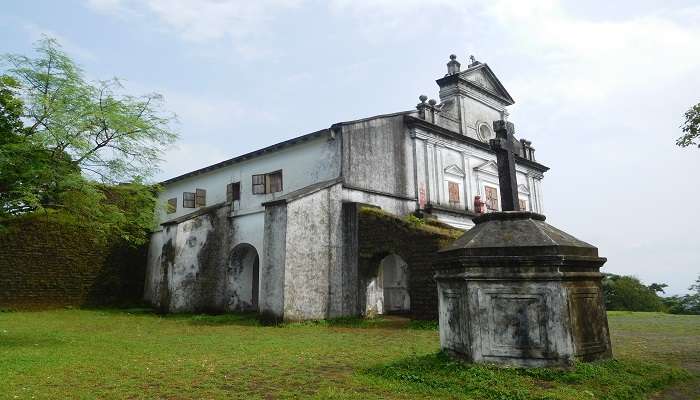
155, 133, 341, 225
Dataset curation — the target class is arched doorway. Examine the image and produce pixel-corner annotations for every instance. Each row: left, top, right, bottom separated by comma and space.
366, 253, 410, 315
227, 243, 259, 312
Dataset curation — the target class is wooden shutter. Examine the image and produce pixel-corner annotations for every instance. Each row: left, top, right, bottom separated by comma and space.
232, 182, 240, 201
267, 171, 283, 193
485, 186, 499, 211
183, 192, 195, 208
252, 174, 266, 194
519, 199, 527, 211
448, 182, 460, 205
227, 182, 241, 202
167, 198, 177, 214
195, 189, 206, 207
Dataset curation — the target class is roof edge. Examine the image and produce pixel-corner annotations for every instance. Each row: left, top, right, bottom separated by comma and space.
261, 177, 344, 206
160, 128, 331, 185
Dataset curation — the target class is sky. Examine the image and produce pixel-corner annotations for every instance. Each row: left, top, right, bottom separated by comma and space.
2, 0, 699, 295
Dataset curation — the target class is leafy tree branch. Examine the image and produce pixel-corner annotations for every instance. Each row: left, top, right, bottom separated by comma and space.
678, 102, 700, 148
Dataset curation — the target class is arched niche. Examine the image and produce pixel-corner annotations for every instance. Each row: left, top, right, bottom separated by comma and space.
366, 253, 410, 315
227, 243, 259, 312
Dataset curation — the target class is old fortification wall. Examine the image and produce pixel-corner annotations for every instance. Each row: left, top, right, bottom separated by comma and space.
356, 206, 462, 320
0, 215, 146, 310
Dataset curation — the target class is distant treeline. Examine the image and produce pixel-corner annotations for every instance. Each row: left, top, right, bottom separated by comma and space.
603, 274, 700, 315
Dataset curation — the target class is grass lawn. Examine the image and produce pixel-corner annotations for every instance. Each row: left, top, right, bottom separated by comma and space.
0, 310, 697, 399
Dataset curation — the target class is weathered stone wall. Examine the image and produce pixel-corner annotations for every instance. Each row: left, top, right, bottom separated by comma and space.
0, 216, 146, 310
261, 204, 287, 320
354, 206, 461, 320
282, 183, 343, 320
145, 201, 269, 314
341, 114, 415, 199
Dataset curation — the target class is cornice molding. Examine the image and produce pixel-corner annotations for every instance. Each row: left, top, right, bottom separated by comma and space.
406, 116, 549, 174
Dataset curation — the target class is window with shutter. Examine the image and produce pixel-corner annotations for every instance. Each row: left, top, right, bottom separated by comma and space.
518, 199, 527, 211
183, 192, 195, 208
232, 182, 240, 200
448, 182, 460, 205
167, 198, 177, 214
252, 174, 265, 194
227, 182, 241, 202
267, 170, 283, 193
195, 188, 206, 207
484, 186, 499, 211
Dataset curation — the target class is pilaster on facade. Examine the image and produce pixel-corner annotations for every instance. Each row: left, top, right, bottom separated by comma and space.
460, 153, 470, 212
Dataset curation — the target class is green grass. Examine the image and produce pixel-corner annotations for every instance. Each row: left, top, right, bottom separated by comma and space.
0, 310, 697, 399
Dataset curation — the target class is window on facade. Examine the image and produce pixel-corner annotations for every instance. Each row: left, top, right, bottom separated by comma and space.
195, 188, 206, 207
519, 199, 528, 211
448, 181, 460, 206
252, 174, 266, 194
183, 192, 195, 208
267, 170, 283, 193
166, 198, 177, 214
252, 171, 283, 194
484, 186, 499, 211
227, 182, 241, 202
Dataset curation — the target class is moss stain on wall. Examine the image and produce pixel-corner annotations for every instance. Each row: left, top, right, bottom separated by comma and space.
0, 215, 147, 310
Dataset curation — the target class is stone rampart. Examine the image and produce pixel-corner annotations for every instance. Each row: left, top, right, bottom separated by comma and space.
0, 216, 146, 310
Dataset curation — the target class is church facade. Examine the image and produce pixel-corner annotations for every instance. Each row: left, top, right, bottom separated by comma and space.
144, 55, 549, 320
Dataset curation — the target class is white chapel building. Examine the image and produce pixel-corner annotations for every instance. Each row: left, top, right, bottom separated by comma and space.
144, 55, 549, 321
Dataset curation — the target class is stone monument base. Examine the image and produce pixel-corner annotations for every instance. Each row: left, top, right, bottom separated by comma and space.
435, 211, 612, 368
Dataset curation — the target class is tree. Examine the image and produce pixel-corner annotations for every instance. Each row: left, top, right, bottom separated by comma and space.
2, 37, 177, 183
0, 37, 177, 245
647, 282, 667, 294
677, 103, 700, 148
0, 75, 24, 134
663, 275, 700, 315
602, 274, 664, 312
0, 74, 79, 216
690, 275, 700, 293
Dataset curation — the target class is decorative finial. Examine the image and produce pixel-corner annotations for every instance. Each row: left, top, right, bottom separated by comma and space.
469, 55, 476, 64
428, 99, 437, 106
447, 54, 461, 75
419, 95, 428, 104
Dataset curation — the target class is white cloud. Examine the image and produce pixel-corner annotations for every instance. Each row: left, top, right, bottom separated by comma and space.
329, 0, 473, 44
85, 0, 303, 58
483, 0, 700, 106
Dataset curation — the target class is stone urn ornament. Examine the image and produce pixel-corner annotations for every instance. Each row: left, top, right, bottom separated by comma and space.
434, 120, 612, 368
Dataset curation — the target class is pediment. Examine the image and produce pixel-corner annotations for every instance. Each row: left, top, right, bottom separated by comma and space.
473, 160, 498, 176
464, 69, 497, 92
444, 164, 465, 177
518, 184, 530, 194
459, 63, 514, 105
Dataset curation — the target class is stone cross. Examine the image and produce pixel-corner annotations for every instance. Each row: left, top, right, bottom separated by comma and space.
490, 120, 519, 211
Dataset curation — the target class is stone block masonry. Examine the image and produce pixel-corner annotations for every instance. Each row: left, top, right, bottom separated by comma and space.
0, 216, 146, 310
355, 205, 462, 320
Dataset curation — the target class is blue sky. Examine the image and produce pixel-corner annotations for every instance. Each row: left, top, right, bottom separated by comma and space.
3, 0, 699, 294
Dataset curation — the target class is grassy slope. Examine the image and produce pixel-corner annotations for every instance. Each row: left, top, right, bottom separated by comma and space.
0, 310, 697, 399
